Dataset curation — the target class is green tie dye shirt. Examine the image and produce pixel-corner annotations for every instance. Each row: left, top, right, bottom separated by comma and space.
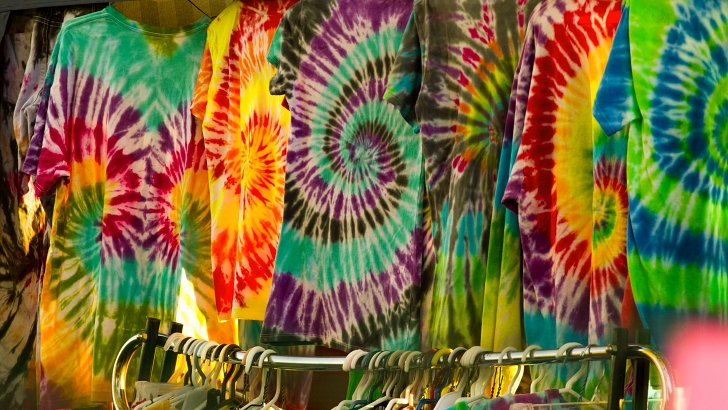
30, 7, 221, 407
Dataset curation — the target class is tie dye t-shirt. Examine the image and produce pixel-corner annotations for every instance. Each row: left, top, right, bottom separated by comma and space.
383, 0, 539, 349
501, 0, 626, 392
192, 0, 295, 321
31, 7, 224, 406
594, 0, 728, 347
263, 0, 428, 351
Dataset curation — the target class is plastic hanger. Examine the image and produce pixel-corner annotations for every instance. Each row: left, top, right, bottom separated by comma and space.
431, 348, 467, 410
259, 348, 282, 410
556, 344, 603, 410
399, 351, 423, 410
555, 343, 585, 400
133, 335, 198, 410
218, 345, 244, 406
169, 340, 219, 410
454, 347, 487, 405
241, 349, 276, 410
332, 350, 369, 410
414, 348, 450, 410
384, 351, 417, 410
196, 344, 232, 410
351, 351, 384, 404
502, 344, 539, 396
349, 351, 390, 410
357, 351, 408, 410
462, 347, 518, 407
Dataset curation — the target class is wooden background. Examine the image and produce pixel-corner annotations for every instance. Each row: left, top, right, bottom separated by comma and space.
112, 0, 233, 26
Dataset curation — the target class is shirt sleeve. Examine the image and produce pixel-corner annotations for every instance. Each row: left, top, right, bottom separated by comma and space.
33, 28, 74, 196
191, 42, 213, 120
593, 4, 640, 137
21, 37, 59, 178
268, 8, 297, 99
382, 10, 422, 134
501, 18, 537, 215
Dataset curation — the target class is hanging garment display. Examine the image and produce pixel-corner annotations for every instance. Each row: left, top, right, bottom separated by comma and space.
192, 0, 295, 322
0, 12, 42, 409
15, 7, 99, 175
593, 0, 728, 347
500, 0, 626, 395
262, 0, 429, 351
26, 6, 233, 407
383, 0, 539, 350
191, 2, 314, 409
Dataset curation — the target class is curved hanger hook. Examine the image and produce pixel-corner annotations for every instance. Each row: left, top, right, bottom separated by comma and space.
350, 350, 369, 371
175, 336, 190, 354
556, 342, 584, 363
164, 333, 183, 352
398, 351, 413, 371
245, 346, 266, 374
405, 352, 422, 373
344, 349, 366, 371
387, 350, 406, 369
497, 346, 519, 365
431, 348, 453, 367
448, 347, 467, 365
257, 349, 277, 368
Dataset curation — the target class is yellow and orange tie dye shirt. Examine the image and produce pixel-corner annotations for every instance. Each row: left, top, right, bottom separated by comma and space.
192, 0, 295, 320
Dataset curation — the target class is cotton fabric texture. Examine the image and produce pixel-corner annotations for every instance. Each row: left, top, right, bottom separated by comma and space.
30, 7, 233, 407
263, 0, 429, 351
192, 0, 295, 321
593, 0, 728, 346
191, 3, 314, 408
500, 0, 626, 394
0, 13, 43, 409
383, 0, 540, 350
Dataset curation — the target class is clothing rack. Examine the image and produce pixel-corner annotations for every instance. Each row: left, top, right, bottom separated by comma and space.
112, 319, 675, 410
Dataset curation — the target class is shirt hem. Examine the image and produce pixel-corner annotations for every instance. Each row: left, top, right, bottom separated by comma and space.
593, 101, 625, 137
383, 92, 420, 134
260, 332, 373, 353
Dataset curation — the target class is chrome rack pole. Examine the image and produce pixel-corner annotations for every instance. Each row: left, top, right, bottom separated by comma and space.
112, 334, 675, 410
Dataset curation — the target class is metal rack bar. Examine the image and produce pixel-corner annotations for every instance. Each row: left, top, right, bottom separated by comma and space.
113, 332, 674, 410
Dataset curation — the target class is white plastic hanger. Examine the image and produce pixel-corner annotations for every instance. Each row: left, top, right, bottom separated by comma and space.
384, 351, 416, 410
360, 351, 407, 409
504, 344, 540, 396
432, 347, 468, 410
454, 347, 488, 405
333, 350, 367, 410
134, 336, 199, 410
555, 343, 584, 400
169, 340, 219, 410
403, 351, 424, 409
464, 346, 518, 407
259, 349, 283, 410
242, 349, 277, 410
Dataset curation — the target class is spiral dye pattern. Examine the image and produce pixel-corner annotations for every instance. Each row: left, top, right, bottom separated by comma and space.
262, 0, 427, 351
501, 0, 627, 394
192, 0, 295, 321
384, 0, 540, 349
594, 0, 728, 347
31, 7, 234, 407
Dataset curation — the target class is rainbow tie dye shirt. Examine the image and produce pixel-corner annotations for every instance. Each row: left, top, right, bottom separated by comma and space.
192, 0, 295, 321
262, 0, 427, 351
501, 0, 627, 393
30, 7, 228, 407
383, 0, 539, 349
594, 0, 728, 347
